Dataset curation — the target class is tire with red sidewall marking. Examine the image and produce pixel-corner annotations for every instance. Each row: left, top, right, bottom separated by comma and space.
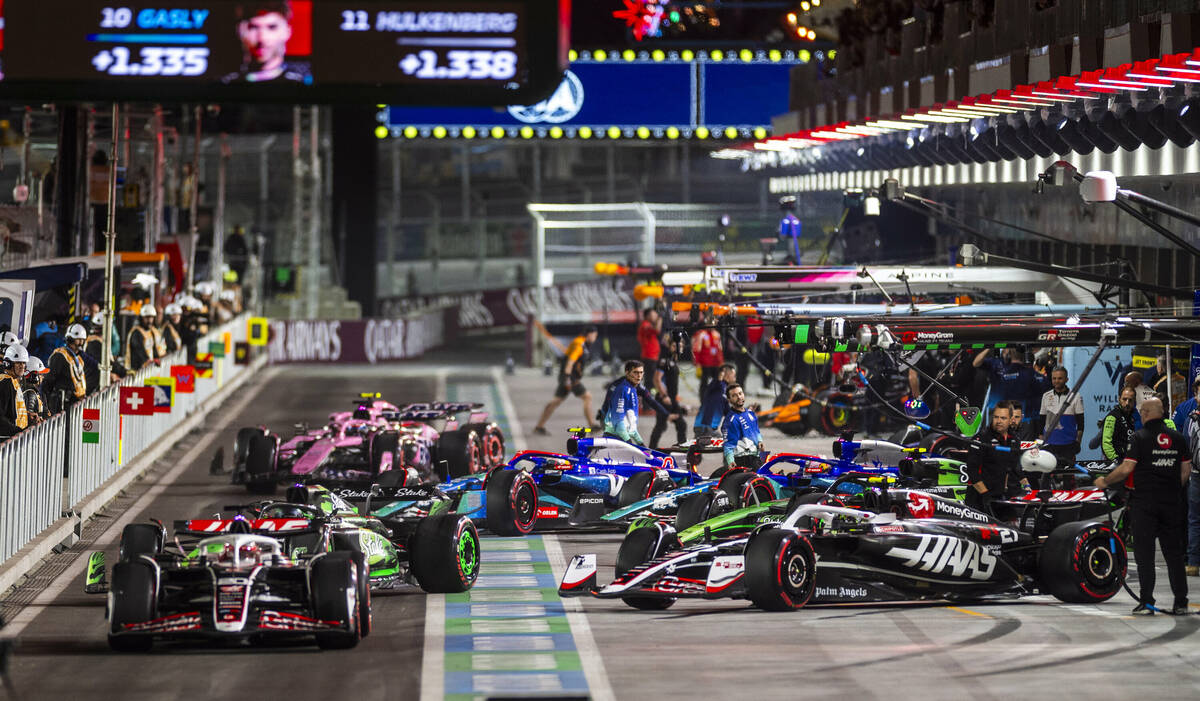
466, 422, 506, 467
1038, 520, 1127, 603
719, 471, 774, 509
745, 528, 817, 611
617, 470, 656, 507
485, 468, 538, 536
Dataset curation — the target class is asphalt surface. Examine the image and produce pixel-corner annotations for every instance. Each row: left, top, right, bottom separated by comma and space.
2, 359, 1200, 700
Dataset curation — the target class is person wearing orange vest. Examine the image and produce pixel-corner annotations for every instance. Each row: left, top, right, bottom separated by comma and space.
46, 323, 88, 413
0, 343, 30, 438
126, 305, 160, 371
160, 303, 184, 354
23, 355, 51, 421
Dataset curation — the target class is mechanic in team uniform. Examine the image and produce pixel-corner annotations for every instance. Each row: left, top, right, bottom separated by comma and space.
1039, 366, 1085, 469
636, 308, 661, 389
44, 324, 88, 413
1095, 397, 1191, 614
23, 356, 50, 422
723, 384, 764, 470
600, 360, 675, 446
1102, 387, 1139, 463
0, 344, 30, 438
533, 326, 599, 436
964, 403, 1030, 512
126, 305, 161, 371
694, 363, 736, 439
973, 346, 1049, 416
650, 333, 689, 450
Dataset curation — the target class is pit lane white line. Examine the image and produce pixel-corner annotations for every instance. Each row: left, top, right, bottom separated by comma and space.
1, 366, 283, 638
419, 593, 446, 701
543, 533, 616, 701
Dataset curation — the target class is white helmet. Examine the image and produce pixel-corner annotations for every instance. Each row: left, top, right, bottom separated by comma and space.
220, 289, 236, 303
1020, 445, 1059, 473
183, 296, 203, 311
65, 323, 87, 340
195, 282, 215, 297
25, 356, 47, 375
0, 331, 18, 346
89, 312, 106, 329
140, 304, 158, 318
4, 344, 29, 364
165, 303, 183, 316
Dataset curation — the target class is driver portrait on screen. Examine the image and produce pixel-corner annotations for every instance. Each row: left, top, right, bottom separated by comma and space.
222, 1, 311, 83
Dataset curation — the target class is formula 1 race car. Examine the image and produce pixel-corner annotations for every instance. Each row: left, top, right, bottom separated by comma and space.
86, 485, 478, 651
439, 429, 706, 536
230, 397, 505, 494
91, 533, 369, 652
560, 486, 1127, 612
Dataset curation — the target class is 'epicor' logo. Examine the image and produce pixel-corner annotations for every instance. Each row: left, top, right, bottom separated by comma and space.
1157, 433, 1171, 448
508, 71, 584, 123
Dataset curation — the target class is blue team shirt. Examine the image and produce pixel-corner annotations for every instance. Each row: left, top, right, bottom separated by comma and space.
603, 378, 641, 442
723, 408, 763, 463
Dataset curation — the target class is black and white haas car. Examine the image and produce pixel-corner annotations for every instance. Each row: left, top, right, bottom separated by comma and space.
560, 488, 1127, 611
86, 522, 370, 651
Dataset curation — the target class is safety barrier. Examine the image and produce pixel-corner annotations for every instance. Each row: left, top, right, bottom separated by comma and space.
0, 314, 255, 566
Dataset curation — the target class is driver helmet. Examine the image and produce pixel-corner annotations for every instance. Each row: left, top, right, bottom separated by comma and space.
64, 323, 87, 341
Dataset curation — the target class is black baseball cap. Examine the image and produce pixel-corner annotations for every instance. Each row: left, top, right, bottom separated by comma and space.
584, 325, 599, 335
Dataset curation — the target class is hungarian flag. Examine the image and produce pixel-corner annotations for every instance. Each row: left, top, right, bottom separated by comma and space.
170, 365, 196, 394
81, 408, 100, 444
119, 386, 155, 416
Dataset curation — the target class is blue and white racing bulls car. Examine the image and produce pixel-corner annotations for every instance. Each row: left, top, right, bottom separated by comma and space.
436, 429, 706, 535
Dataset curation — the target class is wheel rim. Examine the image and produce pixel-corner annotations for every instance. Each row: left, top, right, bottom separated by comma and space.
513, 482, 536, 529
1084, 541, 1116, 582
783, 548, 810, 592
469, 442, 482, 473
458, 528, 479, 582
485, 435, 504, 463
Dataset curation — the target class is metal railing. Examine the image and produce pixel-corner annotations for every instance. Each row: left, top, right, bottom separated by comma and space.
1, 314, 254, 564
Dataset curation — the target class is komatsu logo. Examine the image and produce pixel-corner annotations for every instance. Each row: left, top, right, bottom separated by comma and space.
885, 534, 997, 580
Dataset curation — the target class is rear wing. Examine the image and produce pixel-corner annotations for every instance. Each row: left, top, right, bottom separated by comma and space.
172, 518, 323, 536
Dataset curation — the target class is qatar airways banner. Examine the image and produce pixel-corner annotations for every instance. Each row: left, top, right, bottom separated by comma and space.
267, 311, 448, 364
377, 278, 636, 330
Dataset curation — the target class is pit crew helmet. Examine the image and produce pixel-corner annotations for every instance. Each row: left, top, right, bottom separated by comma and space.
64, 323, 87, 341
164, 303, 183, 316
194, 282, 215, 297
3, 343, 30, 368
139, 305, 157, 318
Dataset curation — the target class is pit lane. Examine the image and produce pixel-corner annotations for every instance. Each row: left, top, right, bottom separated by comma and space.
1, 359, 1199, 700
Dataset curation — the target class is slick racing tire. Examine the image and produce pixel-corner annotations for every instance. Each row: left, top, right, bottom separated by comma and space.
108, 560, 157, 652
675, 489, 734, 532
719, 471, 775, 509
745, 528, 817, 611
244, 434, 278, 495
410, 514, 481, 593
1039, 520, 1127, 603
618, 471, 659, 508
818, 390, 857, 436
615, 524, 679, 611
708, 465, 731, 481
441, 429, 485, 478
485, 468, 538, 536
369, 431, 400, 476
350, 551, 371, 638
466, 422, 506, 467
233, 427, 264, 471
119, 523, 163, 562
312, 553, 361, 650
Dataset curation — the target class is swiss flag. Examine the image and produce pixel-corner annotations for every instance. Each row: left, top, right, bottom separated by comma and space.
119, 386, 155, 416
170, 365, 196, 394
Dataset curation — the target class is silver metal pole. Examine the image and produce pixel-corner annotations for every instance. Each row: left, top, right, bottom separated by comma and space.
290, 106, 302, 319
186, 105, 200, 290
258, 136, 274, 234
101, 103, 120, 387
306, 106, 320, 319
390, 139, 400, 295
212, 134, 228, 295
1166, 345, 1174, 413
148, 105, 164, 251
533, 212, 546, 365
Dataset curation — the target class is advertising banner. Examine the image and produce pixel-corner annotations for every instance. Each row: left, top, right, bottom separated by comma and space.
1064, 345, 1135, 462
268, 310, 447, 364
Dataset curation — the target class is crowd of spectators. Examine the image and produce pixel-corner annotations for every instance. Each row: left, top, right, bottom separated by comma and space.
0, 281, 243, 440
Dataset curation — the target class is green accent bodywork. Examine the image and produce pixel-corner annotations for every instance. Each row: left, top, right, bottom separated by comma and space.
84, 552, 107, 593
458, 529, 479, 578
676, 500, 783, 544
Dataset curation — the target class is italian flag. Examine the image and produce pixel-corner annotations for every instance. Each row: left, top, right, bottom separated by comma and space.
82, 408, 100, 444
